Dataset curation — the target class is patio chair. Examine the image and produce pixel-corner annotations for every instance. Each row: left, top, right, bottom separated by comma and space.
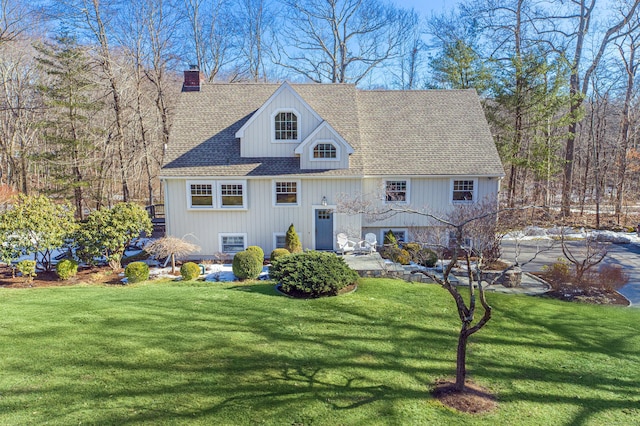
361, 233, 377, 254
336, 233, 358, 255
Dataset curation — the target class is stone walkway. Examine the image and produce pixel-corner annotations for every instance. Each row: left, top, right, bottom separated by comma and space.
340, 253, 550, 296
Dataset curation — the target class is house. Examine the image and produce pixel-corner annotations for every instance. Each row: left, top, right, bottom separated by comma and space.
160, 70, 504, 257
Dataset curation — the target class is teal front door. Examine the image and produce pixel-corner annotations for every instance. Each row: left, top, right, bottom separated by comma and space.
315, 209, 333, 250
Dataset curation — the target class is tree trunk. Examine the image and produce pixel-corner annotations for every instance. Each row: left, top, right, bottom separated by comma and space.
455, 328, 470, 391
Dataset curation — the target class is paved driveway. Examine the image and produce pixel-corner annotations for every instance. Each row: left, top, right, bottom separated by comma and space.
501, 240, 640, 307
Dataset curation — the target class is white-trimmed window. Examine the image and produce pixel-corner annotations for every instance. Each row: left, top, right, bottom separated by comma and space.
451, 179, 476, 203
385, 180, 409, 204
273, 233, 286, 250
188, 181, 215, 208
274, 181, 299, 206
219, 233, 247, 253
312, 142, 337, 159
274, 110, 298, 141
219, 181, 246, 208
381, 229, 408, 244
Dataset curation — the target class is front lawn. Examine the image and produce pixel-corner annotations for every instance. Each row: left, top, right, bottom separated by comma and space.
1, 279, 639, 425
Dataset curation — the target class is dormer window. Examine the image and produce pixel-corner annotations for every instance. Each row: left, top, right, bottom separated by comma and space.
274, 111, 298, 141
313, 143, 337, 159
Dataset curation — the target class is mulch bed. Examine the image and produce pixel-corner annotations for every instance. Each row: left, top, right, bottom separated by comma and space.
432, 379, 497, 414
532, 272, 630, 306
0, 265, 123, 288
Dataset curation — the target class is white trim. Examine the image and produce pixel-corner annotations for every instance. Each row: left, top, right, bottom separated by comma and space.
235, 82, 322, 138
272, 179, 301, 207
273, 232, 286, 251
271, 108, 301, 143
219, 233, 248, 254
383, 179, 411, 205
218, 180, 247, 209
450, 178, 478, 204
186, 180, 216, 209
294, 121, 354, 155
311, 204, 337, 251
380, 228, 408, 244
309, 140, 340, 162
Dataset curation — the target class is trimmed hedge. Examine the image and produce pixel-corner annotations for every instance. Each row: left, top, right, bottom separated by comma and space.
180, 262, 201, 281
246, 246, 265, 262
269, 251, 359, 297
270, 248, 290, 261
124, 261, 149, 283
56, 259, 79, 280
232, 250, 263, 280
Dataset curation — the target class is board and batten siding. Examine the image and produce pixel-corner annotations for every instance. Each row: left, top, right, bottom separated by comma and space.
164, 178, 362, 257
361, 176, 500, 228
298, 125, 350, 170
239, 89, 322, 158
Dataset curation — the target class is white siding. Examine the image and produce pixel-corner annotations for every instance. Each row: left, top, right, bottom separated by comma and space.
299, 126, 350, 170
165, 177, 362, 257
240, 89, 322, 158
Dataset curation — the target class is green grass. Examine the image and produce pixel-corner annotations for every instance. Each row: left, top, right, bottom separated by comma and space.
1, 279, 639, 425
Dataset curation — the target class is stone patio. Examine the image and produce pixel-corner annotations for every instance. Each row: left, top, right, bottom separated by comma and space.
340, 252, 550, 296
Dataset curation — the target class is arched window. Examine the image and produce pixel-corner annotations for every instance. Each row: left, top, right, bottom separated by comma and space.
274, 111, 298, 140
313, 143, 337, 159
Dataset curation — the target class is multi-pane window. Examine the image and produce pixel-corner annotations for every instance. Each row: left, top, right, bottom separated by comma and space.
220, 184, 244, 207
275, 181, 298, 205
221, 235, 245, 253
452, 180, 474, 203
190, 183, 213, 207
274, 112, 298, 140
385, 180, 407, 203
313, 143, 337, 159
275, 234, 286, 249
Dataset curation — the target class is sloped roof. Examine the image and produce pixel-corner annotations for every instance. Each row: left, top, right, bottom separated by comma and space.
161, 83, 504, 178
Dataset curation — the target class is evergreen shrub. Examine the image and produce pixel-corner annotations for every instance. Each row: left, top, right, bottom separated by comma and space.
270, 248, 290, 261
125, 261, 149, 283
17, 260, 37, 282
56, 259, 79, 280
246, 246, 265, 262
285, 224, 303, 253
180, 262, 201, 281
232, 250, 263, 280
270, 251, 359, 297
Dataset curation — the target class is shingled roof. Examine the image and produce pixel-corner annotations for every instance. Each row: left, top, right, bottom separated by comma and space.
161, 83, 504, 178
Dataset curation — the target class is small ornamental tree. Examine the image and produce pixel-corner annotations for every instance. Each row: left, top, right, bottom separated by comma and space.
0, 194, 77, 271
75, 202, 152, 269
285, 224, 302, 253
144, 236, 200, 274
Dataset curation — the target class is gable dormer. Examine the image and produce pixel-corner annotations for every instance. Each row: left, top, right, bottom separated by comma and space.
236, 82, 322, 158
294, 121, 354, 170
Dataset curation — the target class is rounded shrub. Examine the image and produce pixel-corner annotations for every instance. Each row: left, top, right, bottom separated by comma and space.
56, 259, 79, 280
270, 251, 359, 297
180, 262, 201, 281
17, 260, 37, 282
416, 248, 438, 267
383, 247, 410, 265
125, 261, 149, 283
232, 250, 263, 280
270, 248, 290, 261
246, 245, 265, 262
402, 242, 421, 256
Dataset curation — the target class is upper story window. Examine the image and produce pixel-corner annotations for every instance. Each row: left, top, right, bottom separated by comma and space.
219, 182, 245, 208
274, 181, 298, 205
187, 180, 246, 209
385, 180, 409, 203
313, 143, 337, 159
452, 179, 475, 203
189, 182, 214, 208
274, 111, 298, 140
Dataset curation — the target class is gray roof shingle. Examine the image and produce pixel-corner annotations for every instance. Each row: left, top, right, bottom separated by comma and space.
161, 83, 504, 178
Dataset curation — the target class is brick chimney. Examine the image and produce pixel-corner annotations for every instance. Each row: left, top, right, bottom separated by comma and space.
183, 65, 204, 92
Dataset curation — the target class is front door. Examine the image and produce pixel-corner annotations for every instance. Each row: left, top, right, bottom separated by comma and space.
315, 209, 334, 250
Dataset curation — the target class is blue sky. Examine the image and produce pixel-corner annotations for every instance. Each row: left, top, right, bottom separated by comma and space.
392, 0, 460, 17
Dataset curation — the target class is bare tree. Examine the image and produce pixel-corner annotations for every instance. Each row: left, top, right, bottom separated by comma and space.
274, 0, 415, 84
560, 229, 608, 282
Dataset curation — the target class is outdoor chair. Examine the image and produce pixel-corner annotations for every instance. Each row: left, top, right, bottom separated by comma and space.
361, 233, 377, 254
336, 233, 358, 255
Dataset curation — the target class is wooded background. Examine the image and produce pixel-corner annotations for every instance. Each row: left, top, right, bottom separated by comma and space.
1, 0, 639, 225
